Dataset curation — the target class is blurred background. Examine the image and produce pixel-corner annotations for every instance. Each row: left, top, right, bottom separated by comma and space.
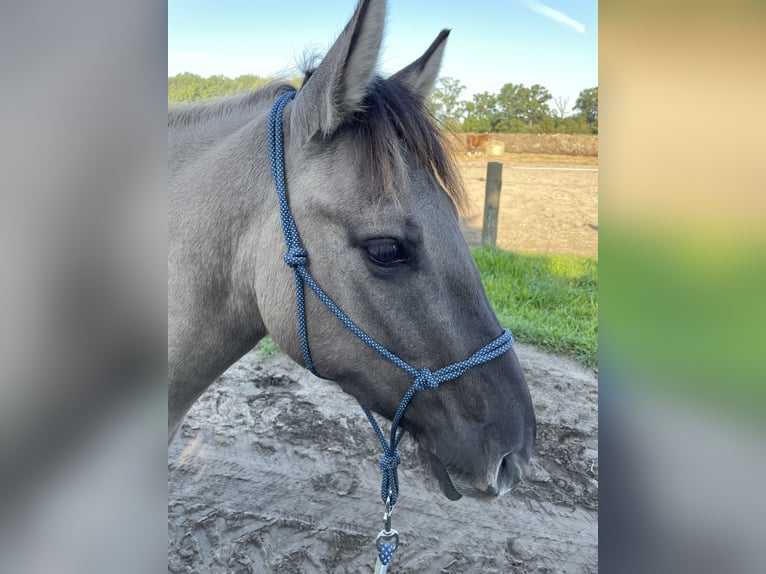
1, 0, 764, 572
0, 2, 167, 572
600, 1, 765, 572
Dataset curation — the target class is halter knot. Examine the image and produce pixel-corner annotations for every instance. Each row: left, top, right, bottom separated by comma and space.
283, 247, 308, 268
413, 368, 439, 391
379, 449, 401, 473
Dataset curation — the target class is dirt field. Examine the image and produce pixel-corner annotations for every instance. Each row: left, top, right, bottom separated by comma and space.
169, 345, 597, 573
168, 155, 599, 572
458, 154, 598, 258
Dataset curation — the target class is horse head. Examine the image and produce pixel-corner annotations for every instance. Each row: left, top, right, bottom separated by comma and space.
256, 0, 535, 500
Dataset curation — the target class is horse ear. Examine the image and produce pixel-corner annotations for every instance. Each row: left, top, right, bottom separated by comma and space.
391, 29, 450, 100
290, 0, 386, 142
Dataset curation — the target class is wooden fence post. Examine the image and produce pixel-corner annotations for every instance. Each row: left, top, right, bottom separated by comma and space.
482, 162, 503, 247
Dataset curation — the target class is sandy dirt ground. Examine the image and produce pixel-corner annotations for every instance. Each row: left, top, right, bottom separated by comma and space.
168, 346, 597, 573
168, 156, 599, 573
458, 155, 598, 258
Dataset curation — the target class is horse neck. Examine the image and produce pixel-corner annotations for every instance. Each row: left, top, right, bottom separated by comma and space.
171, 98, 280, 343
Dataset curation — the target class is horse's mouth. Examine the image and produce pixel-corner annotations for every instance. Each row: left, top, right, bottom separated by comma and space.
426, 451, 463, 501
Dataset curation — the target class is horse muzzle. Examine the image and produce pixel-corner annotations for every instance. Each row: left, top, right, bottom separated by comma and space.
424, 446, 531, 501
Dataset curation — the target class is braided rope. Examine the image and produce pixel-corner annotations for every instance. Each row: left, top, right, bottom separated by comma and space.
267, 90, 515, 507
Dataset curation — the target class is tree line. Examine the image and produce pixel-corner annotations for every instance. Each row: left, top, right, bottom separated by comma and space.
168, 73, 301, 107
168, 73, 597, 135
430, 78, 597, 135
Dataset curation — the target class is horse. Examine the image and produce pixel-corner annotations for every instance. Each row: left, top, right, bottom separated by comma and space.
168, 0, 535, 502
466, 133, 490, 154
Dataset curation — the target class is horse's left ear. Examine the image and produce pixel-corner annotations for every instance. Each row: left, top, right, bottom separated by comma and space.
391, 29, 450, 100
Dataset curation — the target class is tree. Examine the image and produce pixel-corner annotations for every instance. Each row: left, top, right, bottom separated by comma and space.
168, 72, 204, 104
428, 77, 466, 131
496, 83, 553, 129
463, 91, 503, 133
574, 87, 598, 124
554, 116, 590, 134
232, 74, 271, 93
169, 73, 290, 106
553, 95, 569, 119
537, 116, 556, 134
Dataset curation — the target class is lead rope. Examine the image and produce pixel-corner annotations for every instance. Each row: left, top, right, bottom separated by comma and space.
268, 90, 515, 571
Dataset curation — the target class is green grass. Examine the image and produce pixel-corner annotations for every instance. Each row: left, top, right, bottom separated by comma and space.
255, 336, 279, 360
472, 247, 598, 367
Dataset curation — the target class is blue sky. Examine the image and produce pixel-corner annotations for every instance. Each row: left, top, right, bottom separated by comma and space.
169, 0, 597, 113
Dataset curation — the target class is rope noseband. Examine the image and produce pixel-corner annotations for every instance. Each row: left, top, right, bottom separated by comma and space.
268, 90, 514, 569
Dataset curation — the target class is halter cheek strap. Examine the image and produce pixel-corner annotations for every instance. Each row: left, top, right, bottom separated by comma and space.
267, 90, 514, 508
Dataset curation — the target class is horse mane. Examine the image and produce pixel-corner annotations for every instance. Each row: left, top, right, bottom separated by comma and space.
168, 74, 466, 211
340, 75, 467, 212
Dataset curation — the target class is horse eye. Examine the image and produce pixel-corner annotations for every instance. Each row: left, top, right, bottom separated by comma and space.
364, 239, 407, 266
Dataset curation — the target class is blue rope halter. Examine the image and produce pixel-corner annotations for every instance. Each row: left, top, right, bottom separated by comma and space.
267, 90, 514, 509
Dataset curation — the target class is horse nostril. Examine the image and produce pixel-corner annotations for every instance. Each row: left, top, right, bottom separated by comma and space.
497, 451, 528, 493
